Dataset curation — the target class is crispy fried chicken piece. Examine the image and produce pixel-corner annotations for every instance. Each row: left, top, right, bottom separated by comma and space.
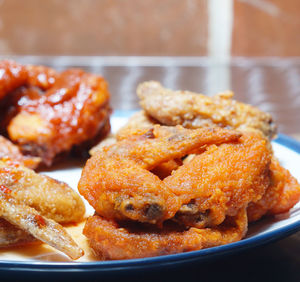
137, 81, 276, 139
165, 131, 272, 228
83, 208, 247, 260
0, 160, 85, 255
0, 159, 85, 223
78, 126, 241, 224
247, 158, 300, 222
0, 186, 83, 259
0, 136, 41, 169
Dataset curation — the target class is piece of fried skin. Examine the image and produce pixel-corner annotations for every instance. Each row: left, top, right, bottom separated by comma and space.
0, 218, 38, 247
269, 162, 300, 215
83, 208, 247, 260
0, 136, 41, 169
247, 158, 300, 222
137, 81, 277, 140
0, 187, 83, 259
0, 159, 85, 224
78, 126, 241, 224
164, 131, 272, 228
8, 69, 111, 166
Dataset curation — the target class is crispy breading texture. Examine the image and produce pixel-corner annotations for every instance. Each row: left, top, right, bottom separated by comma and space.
0, 159, 85, 223
137, 81, 276, 139
248, 158, 300, 222
83, 209, 247, 260
0, 187, 83, 259
79, 126, 241, 225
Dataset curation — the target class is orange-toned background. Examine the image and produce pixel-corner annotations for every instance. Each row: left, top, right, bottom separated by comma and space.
0, 0, 299, 56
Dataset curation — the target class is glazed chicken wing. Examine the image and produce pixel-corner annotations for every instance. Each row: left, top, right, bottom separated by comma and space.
7, 69, 110, 165
0, 60, 111, 166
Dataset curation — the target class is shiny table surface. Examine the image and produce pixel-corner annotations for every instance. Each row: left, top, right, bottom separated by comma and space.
0, 56, 299, 282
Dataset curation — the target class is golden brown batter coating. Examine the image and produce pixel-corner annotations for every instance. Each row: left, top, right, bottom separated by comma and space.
0, 159, 85, 256
79, 126, 241, 224
247, 158, 300, 222
137, 81, 276, 139
0, 159, 85, 223
83, 209, 247, 260
0, 187, 83, 259
164, 131, 272, 228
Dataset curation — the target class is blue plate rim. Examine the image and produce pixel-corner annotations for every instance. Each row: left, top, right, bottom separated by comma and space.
0, 133, 299, 272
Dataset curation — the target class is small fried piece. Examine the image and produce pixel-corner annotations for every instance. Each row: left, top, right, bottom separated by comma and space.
0, 159, 85, 223
116, 111, 158, 141
247, 158, 300, 222
0, 136, 41, 169
137, 81, 276, 139
79, 126, 241, 224
0, 186, 83, 259
83, 208, 247, 260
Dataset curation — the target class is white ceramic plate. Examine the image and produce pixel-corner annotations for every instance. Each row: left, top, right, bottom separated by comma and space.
0, 113, 299, 273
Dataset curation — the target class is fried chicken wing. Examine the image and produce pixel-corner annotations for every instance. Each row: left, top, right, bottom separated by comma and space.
7, 69, 110, 165
137, 81, 276, 139
164, 131, 272, 228
83, 208, 247, 260
0, 159, 85, 223
79, 126, 241, 224
0, 187, 83, 259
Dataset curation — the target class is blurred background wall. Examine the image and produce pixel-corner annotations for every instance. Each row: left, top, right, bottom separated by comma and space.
0, 0, 299, 57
